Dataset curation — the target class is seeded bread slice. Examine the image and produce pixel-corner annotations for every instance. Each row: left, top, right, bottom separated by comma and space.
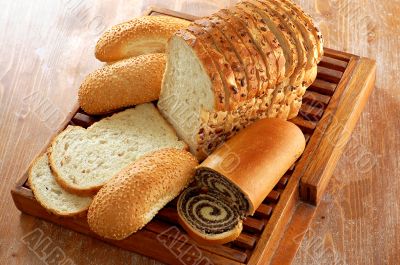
194, 18, 249, 102
186, 25, 240, 110
234, 5, 287, 118
208, 15, 259, 100
245, 0, 307, 118
49, 104, 187, 196
280, 0, 324, 59
215, 9, 270, 97
29, 154, 92, 216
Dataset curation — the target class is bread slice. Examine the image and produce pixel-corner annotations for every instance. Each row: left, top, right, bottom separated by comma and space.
79, 54, 166, 115
245, 0, 308, 118
194, 18, 249, 102
280, 0, 324, 59
207, 15, 259, 100
215, 9, 270, 97
184, 26, 240, 110
49, 103, 187, 196
233, 6, 287, 117
87, 148, 198, 240
29, 154, 92, 216
95, 16, 190, 62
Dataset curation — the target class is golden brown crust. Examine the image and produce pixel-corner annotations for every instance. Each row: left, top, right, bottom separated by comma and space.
187, 24, 240, 109
215, 9, 270, 97
177, 213, 242, 245
87, 148, 198, 240
79, 54, 166, 115
95, 16, 191, 62
195, 17, 249, 102
198, 118, 305, 215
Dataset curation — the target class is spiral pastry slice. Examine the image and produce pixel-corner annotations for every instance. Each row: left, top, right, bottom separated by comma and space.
177, 186, 243, 245
196, 169, 249, 216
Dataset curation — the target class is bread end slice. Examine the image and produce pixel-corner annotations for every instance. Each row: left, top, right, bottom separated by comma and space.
29, 154, 92, 216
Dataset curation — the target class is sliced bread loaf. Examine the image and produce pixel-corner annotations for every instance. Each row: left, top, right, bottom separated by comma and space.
49, 103, 187, 196
29, 154, 92, 216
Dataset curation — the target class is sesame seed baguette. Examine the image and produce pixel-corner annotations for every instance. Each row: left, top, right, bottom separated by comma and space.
95, 16, 190, 62
79, 54, 166, 115
87, 148, 198, 240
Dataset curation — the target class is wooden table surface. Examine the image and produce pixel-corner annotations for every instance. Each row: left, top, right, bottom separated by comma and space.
1, 0, 399, 264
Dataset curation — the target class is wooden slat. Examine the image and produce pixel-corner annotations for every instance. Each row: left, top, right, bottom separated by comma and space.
70, 112, 98, 127
300, 58, 376, 204
303, 90, 332, 106
319, 56, 348, 72
243, 218, 265, 233
323, 47, 355, 62
290, 116, 317, 132
233, 232, 257, 250
317, 66, 343, 83
299, 104, 324, 121
265, 190, 280, 202
254, 204, 273, 218
309, 79, 337, 96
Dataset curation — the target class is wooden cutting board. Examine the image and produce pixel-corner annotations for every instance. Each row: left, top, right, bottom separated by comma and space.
11, 6, 376, 265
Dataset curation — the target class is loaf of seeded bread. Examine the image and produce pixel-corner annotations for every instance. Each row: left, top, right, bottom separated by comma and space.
95, 16, 191, 62
79, 54, 166, 115
158, 0, 323, 159
48, 103, 187, 196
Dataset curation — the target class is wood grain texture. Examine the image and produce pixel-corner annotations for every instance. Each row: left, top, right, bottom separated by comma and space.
0, 1, 399, 265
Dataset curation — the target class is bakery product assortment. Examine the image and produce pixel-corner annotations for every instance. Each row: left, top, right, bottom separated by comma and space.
158, 0, 323, 160
88, 148, 198, 240
79, 54, 166, 115
95, 16, 191, 62
177, 118, 306, 244
28, 0, 321, 244
48, 103, 186, 196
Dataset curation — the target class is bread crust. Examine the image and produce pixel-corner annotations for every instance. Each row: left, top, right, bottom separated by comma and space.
177, 212, 242, 245
280, 0, 324, 60
208, 15, 259, 100
215, 9, 270, 97
198, 118, 305, 215
95, 16, 190, 62
235, 4, 286, 84
186, 25, 240, 110
173, 30, 227, 111
79, 54, 166, 115
194, 18, 249, 102
87, 148, 198, 240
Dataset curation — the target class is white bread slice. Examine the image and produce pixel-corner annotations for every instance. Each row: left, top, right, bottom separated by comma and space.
49, 103, 187, 196
29, 154, 92, 216
186, 24, 243, 109
95, 16, 190, 62
79, 54, 166, 115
